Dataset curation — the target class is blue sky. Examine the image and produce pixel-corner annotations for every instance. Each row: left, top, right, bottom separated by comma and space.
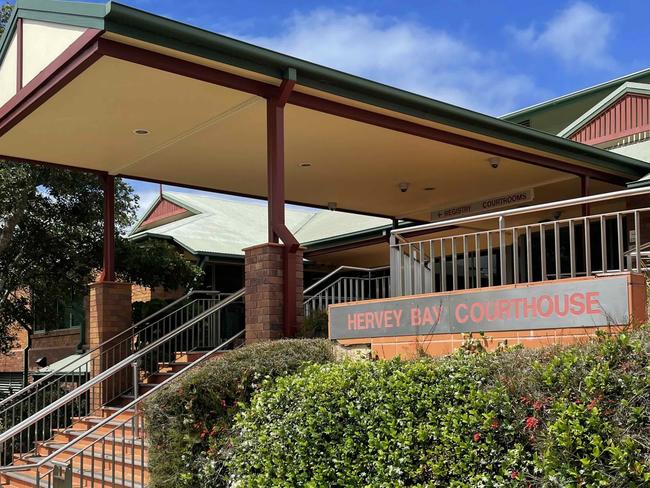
81, 0, 648, 214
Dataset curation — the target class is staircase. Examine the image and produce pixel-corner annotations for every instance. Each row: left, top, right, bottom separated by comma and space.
304, 266, 390, 317
0, 290, 245, 487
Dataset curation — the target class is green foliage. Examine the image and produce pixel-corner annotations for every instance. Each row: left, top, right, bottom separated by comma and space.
298, 309, 328, 338
0, 3, 12, 35
227, 329, 650, 487
230, 357, 526, 487
117, 238, 203, 290
131, 298, 173, 324
0, 158, 201, 349
142, 339, 336, 487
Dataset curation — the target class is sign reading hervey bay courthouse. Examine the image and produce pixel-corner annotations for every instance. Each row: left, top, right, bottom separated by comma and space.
329, 275, 630, 340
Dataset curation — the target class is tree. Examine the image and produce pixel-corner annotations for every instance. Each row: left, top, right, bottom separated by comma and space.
0, 4, 202, 352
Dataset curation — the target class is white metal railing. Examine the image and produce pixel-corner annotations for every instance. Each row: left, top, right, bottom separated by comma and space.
304, 266, 390, 316
0, 329, 245, 487
0, 289, 244, 469
390, 186, 650, 296
0, 290, 225, 420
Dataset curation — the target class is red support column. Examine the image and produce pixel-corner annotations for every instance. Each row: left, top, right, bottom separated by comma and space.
98, 174, 116, 282
265, 70, 301, 336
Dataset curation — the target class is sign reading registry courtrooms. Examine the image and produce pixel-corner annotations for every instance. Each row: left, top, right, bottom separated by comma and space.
329, 275, 635, 340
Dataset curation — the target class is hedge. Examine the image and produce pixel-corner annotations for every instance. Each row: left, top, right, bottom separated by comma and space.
229, 330, 650, 487
142, 339, 336, 487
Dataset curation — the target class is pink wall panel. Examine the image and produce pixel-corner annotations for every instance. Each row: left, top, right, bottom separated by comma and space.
142, 198, 187, 226
571, 94, 650, 146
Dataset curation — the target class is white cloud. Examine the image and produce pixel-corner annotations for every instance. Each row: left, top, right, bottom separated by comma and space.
235, 9, 539, 115
510, 2, 615, 69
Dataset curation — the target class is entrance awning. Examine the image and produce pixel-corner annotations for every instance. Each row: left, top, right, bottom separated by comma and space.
0, 1, 648, 222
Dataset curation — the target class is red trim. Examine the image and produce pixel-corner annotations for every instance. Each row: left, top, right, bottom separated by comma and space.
0, 34, 627, 185
0, 29, 103, 138
98, 174, 116, 282
16, 19, 23, 91
288, 91, 624, 185
267, 78, 300, 336
97, 38, 273, 98
0, 154, 107, 175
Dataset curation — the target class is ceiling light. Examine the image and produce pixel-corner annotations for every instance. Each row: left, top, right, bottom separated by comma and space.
133, 129, 150, 135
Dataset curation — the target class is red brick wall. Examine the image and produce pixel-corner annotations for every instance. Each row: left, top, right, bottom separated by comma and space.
244, 243, 304, 343
30, 328, 80, 369
131, 284, 184, 303
0, 325, 28, 373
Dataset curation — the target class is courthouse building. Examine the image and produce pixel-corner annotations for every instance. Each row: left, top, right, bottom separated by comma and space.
2, 1, 650, 485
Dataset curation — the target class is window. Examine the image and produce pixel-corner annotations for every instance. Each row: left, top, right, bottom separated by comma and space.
32, 286, 85, 333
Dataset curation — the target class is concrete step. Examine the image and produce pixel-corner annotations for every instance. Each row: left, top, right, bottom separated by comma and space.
1, 457, 146, 488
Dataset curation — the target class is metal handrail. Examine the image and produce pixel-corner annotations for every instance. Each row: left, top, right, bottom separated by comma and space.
0, 288, 245, 447
392, 185, 650, 237
304, 266, 389, 295
0, 289, 222, 411
0, 329, 245, 475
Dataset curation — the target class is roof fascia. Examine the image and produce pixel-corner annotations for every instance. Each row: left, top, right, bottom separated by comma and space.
627, 176, 650, 189
558, 82, 650, 138
103, 2, 650, 179
128, 231, 200, 255
128, 193, 162, 236
302, 224, 393, 250
158, 192, 204, 215
502, 67, 650, 121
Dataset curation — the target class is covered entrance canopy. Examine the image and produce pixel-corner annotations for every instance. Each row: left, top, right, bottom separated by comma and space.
1, 0, 649, 332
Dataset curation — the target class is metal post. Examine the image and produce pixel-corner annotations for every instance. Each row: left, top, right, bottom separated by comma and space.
98, 174, 115, 282
498, 216, 506, 285
389, 235, 401, 297
132, 361, 140, 439
635, 211, 641, 272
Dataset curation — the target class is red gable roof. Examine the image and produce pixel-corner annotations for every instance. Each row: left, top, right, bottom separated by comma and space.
141, 198, 188, 227
570, 93, 650, 146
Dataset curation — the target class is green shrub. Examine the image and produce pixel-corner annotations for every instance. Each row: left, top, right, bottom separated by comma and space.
228, 329, 650, 487
142, 339, 335, 488
298, 309, 328, 338
229, 357, 526, 487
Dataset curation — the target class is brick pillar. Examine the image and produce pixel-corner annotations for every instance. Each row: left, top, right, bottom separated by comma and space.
87, 281, 132, 409
244, 243, 304, 344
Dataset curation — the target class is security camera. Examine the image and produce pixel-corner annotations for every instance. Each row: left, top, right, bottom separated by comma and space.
488, 157, 500, 169
399, 182, 410, 193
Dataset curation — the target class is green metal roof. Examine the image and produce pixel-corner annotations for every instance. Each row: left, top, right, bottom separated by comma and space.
502, 68, 650, 122
129, 192, 391, 257
0, 0, 648, 180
